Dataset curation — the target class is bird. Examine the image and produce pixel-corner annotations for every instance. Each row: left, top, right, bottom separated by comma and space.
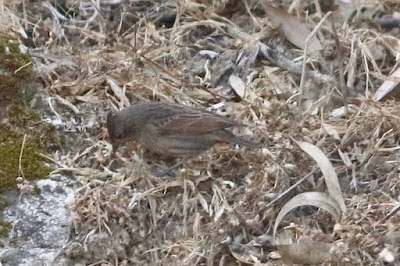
107, 101, 258, 158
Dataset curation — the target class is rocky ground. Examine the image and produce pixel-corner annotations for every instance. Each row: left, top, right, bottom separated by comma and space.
1, 0, 400, 265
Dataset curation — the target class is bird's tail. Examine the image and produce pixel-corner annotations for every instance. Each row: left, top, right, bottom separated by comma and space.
217, 130, 260, 149
232, 135, 260, 148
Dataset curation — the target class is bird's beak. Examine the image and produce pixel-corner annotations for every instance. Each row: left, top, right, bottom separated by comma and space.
112, 142, 120, 152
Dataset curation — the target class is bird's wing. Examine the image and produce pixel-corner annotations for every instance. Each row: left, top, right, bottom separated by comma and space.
153, 111, 240, 135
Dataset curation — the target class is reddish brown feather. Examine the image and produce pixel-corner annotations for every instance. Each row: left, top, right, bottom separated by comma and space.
155, 112, 240, 135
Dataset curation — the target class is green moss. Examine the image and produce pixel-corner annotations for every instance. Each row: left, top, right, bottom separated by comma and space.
0, 33, 33, 104
0, 221, 11, 237
0, 33, 32, 76
0, 35, 56, 193
0, 123, 51, 193
8, 104, 40, 127
5, 103, 66, 152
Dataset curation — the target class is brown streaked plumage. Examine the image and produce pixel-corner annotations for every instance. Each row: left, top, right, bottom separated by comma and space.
107, 102, 258, 157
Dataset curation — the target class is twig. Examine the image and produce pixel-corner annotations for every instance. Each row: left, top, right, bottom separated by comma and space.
299, 11, 332, 95
7, 134, 28, 248
258, 43, 333, 83
48, 97, 62, 118
331, 20, 351, 103
380, 204, 400, 223
42, 1, 99, 26
18, 134, 27, 179
265, 167, 318, 208
220, 13, 334, 83
137, 53, 231, 100
55, 94, 81, 114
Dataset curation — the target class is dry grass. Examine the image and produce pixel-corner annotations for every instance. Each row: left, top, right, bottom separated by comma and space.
2, 0, 400, 264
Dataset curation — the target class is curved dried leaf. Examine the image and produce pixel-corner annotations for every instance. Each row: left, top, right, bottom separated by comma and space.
273, 192, 342, 240
296, 141, 346, 213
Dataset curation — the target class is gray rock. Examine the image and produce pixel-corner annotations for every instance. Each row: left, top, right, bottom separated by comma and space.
0, 175, 74, 266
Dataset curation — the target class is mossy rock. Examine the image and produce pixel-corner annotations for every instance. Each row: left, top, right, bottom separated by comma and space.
0, 33, 34, 107
0, 35, 59, 193
7, 104, 40, 128
6, 104, 66, 151
0, 124, 51, 193
0, 221, 11, 238
0, 103, 55, 193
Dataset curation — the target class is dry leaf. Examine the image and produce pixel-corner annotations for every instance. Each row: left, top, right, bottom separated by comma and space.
330, 104, 358, 118
296, 141, 346, 213
373, 68, 400, 101
278, 238, 332, 264
106, 77, 130, 107
273, 191, 342, 240
229, 74, 246, 98
261, 4, 322, 52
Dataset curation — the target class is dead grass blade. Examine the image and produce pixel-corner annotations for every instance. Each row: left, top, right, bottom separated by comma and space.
273, 191, 342, 241
296, 141, 346, 213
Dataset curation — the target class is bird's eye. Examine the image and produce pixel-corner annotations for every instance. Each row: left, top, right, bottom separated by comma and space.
116, 133, 123, 139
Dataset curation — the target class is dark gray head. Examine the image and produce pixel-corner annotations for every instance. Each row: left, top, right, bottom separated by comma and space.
107, 111, 121, 151
106, 108, 142, 151
108, 111, 134, 151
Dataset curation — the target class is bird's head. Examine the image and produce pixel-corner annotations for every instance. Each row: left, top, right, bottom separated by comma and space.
107, 111, 125, 151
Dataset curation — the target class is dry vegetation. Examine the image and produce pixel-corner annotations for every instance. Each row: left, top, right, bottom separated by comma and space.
2, 0, 400, 264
